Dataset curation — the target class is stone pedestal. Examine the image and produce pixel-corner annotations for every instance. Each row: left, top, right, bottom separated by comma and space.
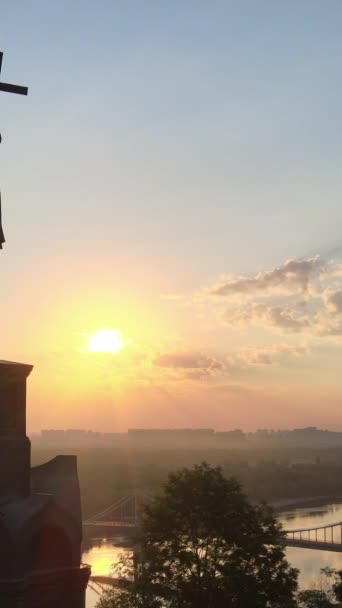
0, 361, 32, 503
0, 361, 90, 607
0, 579, 26, 608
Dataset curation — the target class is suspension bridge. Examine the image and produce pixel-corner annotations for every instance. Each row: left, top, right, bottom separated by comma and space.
84, 493, 342, 553
83, 492, 154, 537
285, 520, 342, 552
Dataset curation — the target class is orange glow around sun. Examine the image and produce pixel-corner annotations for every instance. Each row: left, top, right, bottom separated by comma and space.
87, 329, 124, 354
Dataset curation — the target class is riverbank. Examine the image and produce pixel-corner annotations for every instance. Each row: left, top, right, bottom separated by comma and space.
271, 495, 342, 513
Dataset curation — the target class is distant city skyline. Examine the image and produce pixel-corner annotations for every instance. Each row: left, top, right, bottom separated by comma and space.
1, 2, 342, 432
33, 425, 342, 447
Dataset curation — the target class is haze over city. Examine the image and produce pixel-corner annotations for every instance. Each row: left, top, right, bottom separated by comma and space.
2, 2, 342, 433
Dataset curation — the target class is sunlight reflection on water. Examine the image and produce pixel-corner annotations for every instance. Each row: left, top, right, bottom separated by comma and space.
83, 538, 130, 608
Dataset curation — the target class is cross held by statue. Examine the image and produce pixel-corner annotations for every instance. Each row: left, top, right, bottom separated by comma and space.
0, 52, 28, 96
0, 51, 28, 249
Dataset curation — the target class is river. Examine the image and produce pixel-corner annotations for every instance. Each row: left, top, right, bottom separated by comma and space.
83, 500, 342, 608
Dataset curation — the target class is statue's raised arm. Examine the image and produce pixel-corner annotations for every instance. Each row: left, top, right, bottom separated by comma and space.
0, 51, 28, 250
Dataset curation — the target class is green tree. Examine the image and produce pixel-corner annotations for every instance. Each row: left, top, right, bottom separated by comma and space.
332, 569, 342, 602
297, 590, 332, 608
296, 567, 342, 607
97, 462, 298, 608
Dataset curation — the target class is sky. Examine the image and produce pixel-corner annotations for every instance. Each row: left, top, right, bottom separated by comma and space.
1, 1, 342, 432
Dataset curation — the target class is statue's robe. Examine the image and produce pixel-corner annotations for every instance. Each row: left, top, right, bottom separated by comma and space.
0, 193, 5, 249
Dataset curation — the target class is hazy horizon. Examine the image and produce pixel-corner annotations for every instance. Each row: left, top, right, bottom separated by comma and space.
2, 2, 342, 433
30, 423, 342, 436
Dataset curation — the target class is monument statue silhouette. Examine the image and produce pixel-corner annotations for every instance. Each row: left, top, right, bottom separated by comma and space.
0, 52, 90, 607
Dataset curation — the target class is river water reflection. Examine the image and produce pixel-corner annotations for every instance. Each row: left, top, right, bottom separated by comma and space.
83, 501, 342, 608
83, 538, 130, 608
279, 501, 342, 588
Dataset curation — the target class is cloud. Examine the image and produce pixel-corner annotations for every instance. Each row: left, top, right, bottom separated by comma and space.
153, 352, 224, 377
197, 255, 342, 340
234, 344, 309, 366
209, 256, 326, 297
222, 295, 342, 339
207, 384, 254, 396
154, 352, 220, 369
224, 303, 311, 333
326, 290, 342, 314
320, 326, 342, 337
316, 317, 342, 337
153, 343, 309, 384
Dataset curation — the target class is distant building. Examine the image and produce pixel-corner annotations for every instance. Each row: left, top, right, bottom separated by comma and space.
128, 428, 214, 436
216, 429, 245, 442
0, 361, 90, 607
127, 428, 215, 446
38, 428, 125, 447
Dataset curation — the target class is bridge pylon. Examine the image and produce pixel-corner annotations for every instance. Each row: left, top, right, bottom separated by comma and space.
84, 491, 154, 529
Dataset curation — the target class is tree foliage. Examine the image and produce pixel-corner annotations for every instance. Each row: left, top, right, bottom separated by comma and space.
297, 567, 342, 607
297, 590, 333, 608
332, 569, 342, 602
96, 462, 298, 608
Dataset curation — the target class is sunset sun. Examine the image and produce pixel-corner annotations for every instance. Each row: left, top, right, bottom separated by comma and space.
87, 329, 124, 354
